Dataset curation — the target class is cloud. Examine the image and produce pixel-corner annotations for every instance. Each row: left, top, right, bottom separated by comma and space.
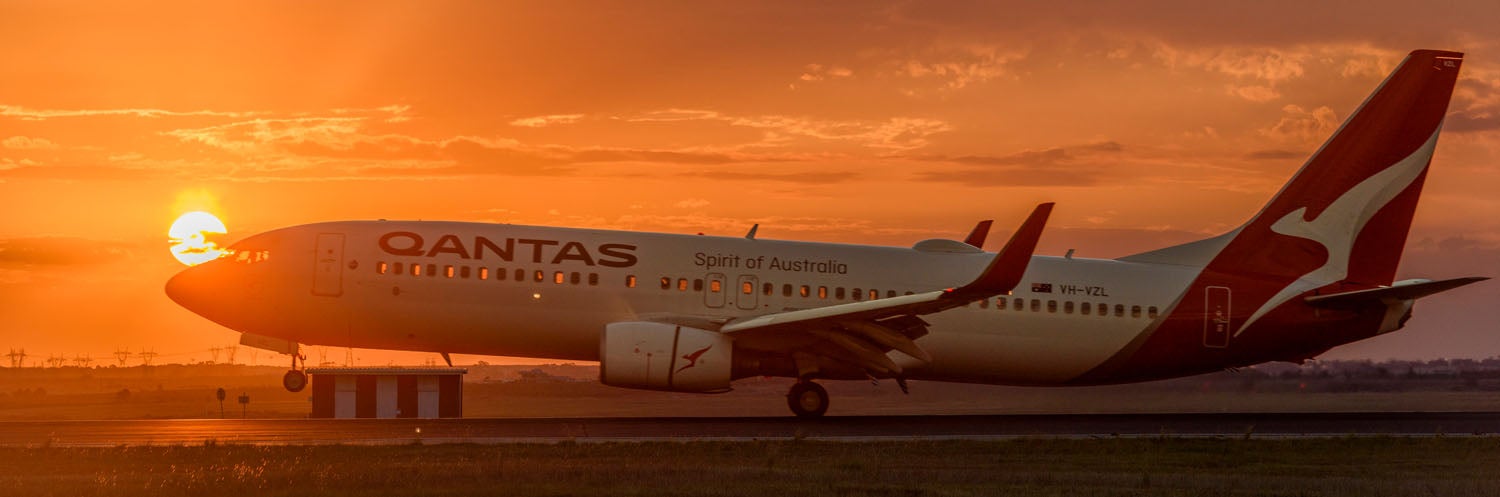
796, 63, 854, 83
0, 237, 135, 267
622, 108, 953, 151
0, 105, 263, 121
897, 44, 1028, 90
911, 141, 1125, 187
2, 136, 58, 150
1446, 111, 1500, 133
509, 114, 586, 127
1244, 149, 1306, 160
673, 198, 710, 209
1260, 104, 1339, 143
680, 170, 857, 184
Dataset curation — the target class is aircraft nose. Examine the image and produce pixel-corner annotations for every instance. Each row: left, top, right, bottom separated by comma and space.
165, 267, 192, 307
165, 264, 211, 311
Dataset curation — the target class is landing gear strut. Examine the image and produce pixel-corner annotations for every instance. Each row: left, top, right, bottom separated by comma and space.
282, 352, 308, 393
786, 380, 829, 418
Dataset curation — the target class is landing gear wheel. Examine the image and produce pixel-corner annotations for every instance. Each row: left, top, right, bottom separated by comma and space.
282, 369, 307, 392
787, 381, 829, 418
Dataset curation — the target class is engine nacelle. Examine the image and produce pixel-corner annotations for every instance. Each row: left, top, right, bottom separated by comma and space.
600, 322, 733, 393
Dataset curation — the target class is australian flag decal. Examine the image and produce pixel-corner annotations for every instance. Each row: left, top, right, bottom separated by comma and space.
1031, 283, 1053, 293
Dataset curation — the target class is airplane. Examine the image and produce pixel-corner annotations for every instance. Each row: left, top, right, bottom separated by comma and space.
167, 49, 1485, 417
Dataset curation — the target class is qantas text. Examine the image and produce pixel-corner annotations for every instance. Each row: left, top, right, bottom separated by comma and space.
378, 232, 638, 268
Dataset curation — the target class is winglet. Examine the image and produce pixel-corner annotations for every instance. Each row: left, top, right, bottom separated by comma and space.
962, 220, 993, 248
949, 203, 1053, 297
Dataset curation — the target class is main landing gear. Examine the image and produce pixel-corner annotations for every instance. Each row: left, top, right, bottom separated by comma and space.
282, 352, 308, 393
786, 380, 829, 418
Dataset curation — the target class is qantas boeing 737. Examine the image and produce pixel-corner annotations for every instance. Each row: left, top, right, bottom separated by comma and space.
167, 49, 1486, 417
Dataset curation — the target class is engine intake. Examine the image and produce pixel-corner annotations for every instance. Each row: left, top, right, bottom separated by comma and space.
600, 322, 733, 393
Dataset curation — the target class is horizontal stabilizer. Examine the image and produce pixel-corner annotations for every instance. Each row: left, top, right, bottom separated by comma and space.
1305, 277, 1488, 308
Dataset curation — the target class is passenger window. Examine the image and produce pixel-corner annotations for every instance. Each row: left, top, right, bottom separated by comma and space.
443, 265, 454, 278
997, 297, 1007, 309
818, 286, 828, 299
1148, 306, 1159, 319
427, 264, 438, 277
905, 291, 915, 296
661, 277, 671, 290
708, 280, 720, 292
1080, 302, 1091, 315
1047, 300, 1057, 313
588, 273, 598, 286
570, 272, 581, 285
1098, 302, 1108, 315
887, 290, 897, 298
393, 262, 404, 275
694, 279, 704, 292
1114, 304, 1125, 317
678, 278, 689, 291
1064, 301, 1074, 314
626, 275, 637, 288
529, 270, 541, 282
1131, 305, 1142, 318
495, 267, 506, 281
763, 282, 773, 296
979, 298, 988, 309
835, 287, 846, 300
800, 285, 810, 298
1013, 298, 1024, 311
411, 264, 422, 276
742, 282, 753, 295
869, 290, 879, 301
554, 271, 565, 284
377, 262, 388, 274
460, 266, 471, 279
1030, 299, 1040, 312
515, 269, 525, 281
852, 288, 862, 301
479, 267, 489, 280
783, 284, 793, 297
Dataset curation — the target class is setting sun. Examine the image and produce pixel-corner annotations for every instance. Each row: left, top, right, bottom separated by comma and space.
168, 211, 228, 266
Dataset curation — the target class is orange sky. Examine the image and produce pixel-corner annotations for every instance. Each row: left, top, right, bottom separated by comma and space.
2, 1, 1498, 366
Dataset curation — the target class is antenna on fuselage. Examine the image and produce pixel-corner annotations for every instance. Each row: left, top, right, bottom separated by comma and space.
745, 224, 759, 240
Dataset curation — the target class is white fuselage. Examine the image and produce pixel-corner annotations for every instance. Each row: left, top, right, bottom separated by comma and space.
173, 220, 1203, 386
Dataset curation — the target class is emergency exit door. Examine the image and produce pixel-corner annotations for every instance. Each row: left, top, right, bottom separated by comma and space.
312, 233, 345, 297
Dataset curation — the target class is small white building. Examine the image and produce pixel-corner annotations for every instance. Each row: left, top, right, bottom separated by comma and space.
306, 367, 467, 418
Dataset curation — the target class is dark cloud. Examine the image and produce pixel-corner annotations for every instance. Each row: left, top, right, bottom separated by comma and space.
911, 141, 1123, 187
1244, 149, 1306, 160
1444, 111, 1500, 133
0, 237, 135, 267
570, 149, 739, 165
680, 170, 857, 184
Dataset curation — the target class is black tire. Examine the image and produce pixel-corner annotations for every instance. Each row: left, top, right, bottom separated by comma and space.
282, 370, 308, 393
786, 381, 829, 418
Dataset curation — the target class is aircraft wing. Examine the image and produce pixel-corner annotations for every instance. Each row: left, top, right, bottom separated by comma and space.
717, 203, 1052, 374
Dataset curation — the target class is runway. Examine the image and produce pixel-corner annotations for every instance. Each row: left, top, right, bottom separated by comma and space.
3, 411, 1499, 446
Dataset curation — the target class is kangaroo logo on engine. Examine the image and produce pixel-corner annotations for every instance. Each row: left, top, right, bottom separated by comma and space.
378, 231, 638, 268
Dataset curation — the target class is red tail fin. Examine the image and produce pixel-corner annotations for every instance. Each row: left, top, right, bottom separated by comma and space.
1119, 49, 1463, 335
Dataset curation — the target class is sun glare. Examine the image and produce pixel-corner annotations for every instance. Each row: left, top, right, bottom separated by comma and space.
169, 211, 228, 266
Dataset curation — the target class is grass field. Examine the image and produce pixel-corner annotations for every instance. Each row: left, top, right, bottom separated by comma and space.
2, 438, 1498, 496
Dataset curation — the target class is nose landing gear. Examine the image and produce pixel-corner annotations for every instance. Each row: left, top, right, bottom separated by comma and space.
786, 380, 829, 418
282, 352, 308, 392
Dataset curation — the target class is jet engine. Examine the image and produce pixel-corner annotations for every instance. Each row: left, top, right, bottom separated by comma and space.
600, 322, 733, 393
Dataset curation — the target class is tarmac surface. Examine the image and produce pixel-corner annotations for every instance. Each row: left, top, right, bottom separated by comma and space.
3, 412, 1499, 446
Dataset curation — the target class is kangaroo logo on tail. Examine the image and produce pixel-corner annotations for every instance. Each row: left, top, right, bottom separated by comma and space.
1237, 129, 1442, 334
